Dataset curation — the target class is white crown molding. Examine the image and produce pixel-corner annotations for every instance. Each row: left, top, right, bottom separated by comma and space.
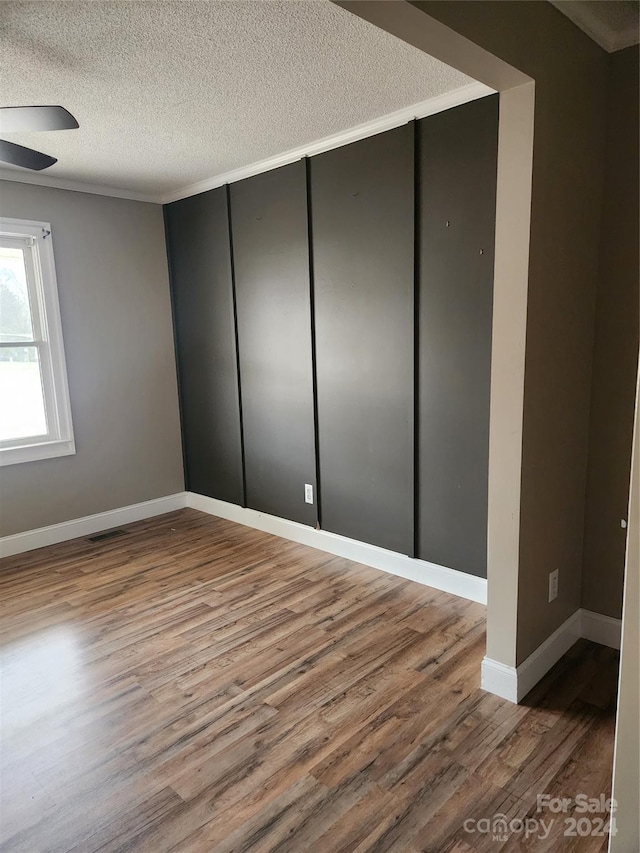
611, 29, 640, 53
0, 81, 493, 206
0, 492, 188, 558
482, 608, 622, 703
0, 82, 492, 206
187, 492, 488, 604
161, 81, 493, 204
0, 168, 159, 204
549, 1, 640, 53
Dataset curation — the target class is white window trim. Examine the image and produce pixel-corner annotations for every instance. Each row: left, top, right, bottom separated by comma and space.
0, 217, 75, 466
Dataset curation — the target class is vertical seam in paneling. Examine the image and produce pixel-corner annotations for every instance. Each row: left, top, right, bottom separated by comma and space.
163, 204, 189, 491
226, 184, 248, 508
413, 120, 421, 560
305, 156, 322, 530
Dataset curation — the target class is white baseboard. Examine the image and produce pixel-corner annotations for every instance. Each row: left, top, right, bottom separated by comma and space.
481, 658, 519, 703
187, 492, 488, 605
516, 609, 584, 701
581, 608, 622, 650
2, 492, 622, 705
0, 492, 188, 558
482, 610, 582, 703
482, 607, 622, 703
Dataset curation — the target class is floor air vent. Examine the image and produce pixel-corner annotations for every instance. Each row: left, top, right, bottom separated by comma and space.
87, 529, 127, 543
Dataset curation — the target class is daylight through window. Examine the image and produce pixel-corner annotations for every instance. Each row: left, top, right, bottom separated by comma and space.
0, 218, 75, 465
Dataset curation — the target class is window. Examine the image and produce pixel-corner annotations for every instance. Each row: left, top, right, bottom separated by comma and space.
0, 218, 74, 465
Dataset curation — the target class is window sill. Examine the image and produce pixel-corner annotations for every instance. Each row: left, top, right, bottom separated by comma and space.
0, 438, 76, 467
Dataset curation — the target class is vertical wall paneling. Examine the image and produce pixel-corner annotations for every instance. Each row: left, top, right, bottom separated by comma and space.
164, 189, 244, 504
226, 184, 248, 504
305, 157, 323, 530
230, 161, 317, 526
311, 125, 415, 555
165, 96, 499, 578
417, 94, 499, 577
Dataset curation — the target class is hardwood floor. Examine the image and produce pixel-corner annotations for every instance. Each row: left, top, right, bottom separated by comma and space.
0, 509, 618, 852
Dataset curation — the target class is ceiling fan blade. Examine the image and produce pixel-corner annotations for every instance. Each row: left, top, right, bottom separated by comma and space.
0, 105, 79, 133
0, 140, 57, 170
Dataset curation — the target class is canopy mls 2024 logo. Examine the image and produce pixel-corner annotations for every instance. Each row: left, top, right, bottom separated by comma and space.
463, 793, 617, 843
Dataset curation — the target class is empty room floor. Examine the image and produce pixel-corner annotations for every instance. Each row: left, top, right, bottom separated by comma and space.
0, 509, 617, 853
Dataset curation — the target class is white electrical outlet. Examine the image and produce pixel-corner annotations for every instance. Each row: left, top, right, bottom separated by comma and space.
304, 483, 314, 505
548, 569, 559, 602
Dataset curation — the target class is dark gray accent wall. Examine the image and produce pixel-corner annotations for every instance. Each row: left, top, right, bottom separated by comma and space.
310, 125, 415, 555
164, 98, 499, 577
230, 161, 317, 526
417, 94, 499, 577
165, 188, 244, 504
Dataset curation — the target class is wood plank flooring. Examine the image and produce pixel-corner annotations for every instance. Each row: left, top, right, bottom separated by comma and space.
0, 509, 618, 852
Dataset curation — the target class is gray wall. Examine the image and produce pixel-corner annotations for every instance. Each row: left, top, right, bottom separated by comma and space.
311, 126, 415, 556
0, 180, 184, 536
231, 162, 317, 526
165, 109, 497, 571
165, 187, 244, 505
417, 95, 498, 575
410, 0, 611, 661
610, 362, 639, 853
582, 45, 640, 619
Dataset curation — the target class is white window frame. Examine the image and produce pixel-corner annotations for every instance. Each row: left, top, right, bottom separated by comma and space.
0, 217, 75, 466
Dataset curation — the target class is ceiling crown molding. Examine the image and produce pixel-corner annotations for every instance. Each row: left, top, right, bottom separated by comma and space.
160, 81, 493, 205
549, 1, 640, 53
0, 81, 493, 206
0, 168, 158, 203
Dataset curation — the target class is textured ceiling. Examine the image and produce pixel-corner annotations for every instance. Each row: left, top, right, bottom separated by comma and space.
0, 1, 475, 199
